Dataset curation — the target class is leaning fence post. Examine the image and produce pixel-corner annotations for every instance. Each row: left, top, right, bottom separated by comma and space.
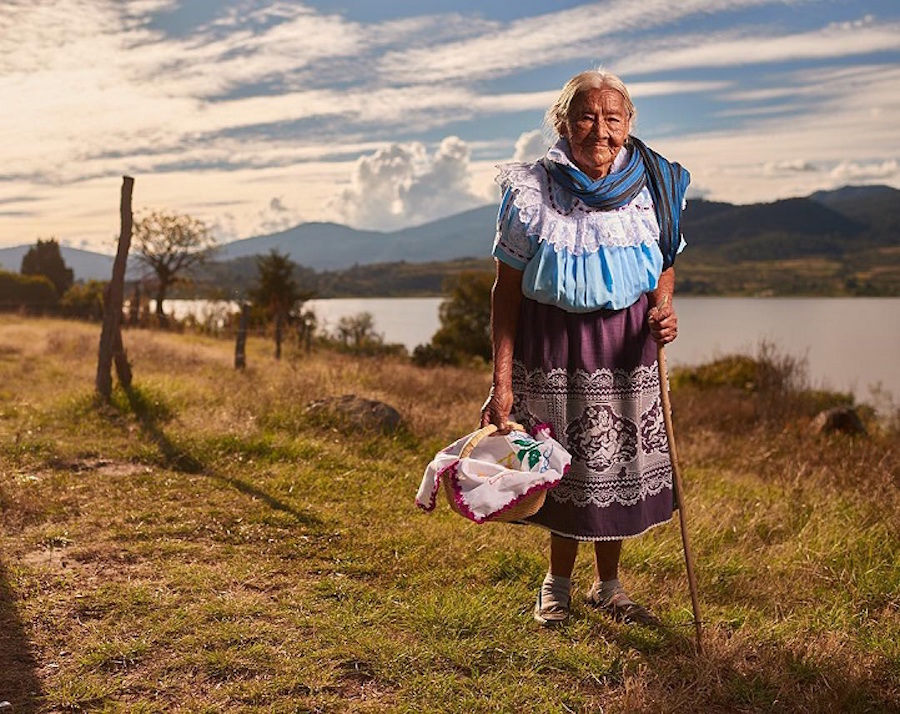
96, 176, 134, 399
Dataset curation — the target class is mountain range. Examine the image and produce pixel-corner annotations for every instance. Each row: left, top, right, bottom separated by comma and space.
1, 184, 897, 294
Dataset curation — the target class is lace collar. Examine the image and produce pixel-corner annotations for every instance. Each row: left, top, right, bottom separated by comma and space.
494, 143, 659, 256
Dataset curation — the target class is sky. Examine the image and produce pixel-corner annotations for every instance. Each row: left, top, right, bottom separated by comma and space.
1, 0, 899, 254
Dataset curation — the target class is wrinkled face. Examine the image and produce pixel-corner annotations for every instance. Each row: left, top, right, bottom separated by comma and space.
562, 88, 631, 180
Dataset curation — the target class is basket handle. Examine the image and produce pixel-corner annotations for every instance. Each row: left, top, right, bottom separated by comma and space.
460, 422, 526, 459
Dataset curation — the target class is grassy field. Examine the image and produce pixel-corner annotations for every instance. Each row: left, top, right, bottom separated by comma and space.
1, 317, 898, 713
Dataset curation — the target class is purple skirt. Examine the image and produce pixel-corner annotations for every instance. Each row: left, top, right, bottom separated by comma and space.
511, 295, 674, 541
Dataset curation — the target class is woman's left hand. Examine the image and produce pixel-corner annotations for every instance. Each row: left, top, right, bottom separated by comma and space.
648, 297, 678, 344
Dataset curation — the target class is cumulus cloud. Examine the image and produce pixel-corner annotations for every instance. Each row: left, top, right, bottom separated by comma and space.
256, 196, 303, 234
206, 211, 239, 244
829, 159, 899, 182
512, 130, 550, 162
685, 185, 711, 201
336, 136, 483, 229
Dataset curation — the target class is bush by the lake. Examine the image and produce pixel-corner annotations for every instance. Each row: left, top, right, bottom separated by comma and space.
59, 279, 107, 320
319, 310, 407, 357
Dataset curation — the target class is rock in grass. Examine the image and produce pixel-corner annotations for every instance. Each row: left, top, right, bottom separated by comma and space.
812, 406, 866, 436
305, 394, 402, 433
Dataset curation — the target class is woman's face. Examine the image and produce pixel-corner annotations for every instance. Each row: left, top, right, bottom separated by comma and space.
562, 88, 631, 180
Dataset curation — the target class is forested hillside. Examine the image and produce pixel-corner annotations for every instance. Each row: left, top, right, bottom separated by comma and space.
187, 184, 900, 298
4, 184, 897, 297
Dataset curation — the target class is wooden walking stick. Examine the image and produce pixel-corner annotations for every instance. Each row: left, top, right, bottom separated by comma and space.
656, 313, 703, 652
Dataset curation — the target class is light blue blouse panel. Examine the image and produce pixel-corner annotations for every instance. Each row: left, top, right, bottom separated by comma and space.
492, 189, 671, 313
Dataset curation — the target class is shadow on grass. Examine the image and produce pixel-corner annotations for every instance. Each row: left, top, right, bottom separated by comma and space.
589, 617, 900, 712
112, 385, 322, 528
0, 560, 43, 713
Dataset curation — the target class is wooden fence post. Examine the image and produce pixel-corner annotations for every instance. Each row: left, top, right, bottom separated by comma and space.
96, 176, 134, 399
128, 282, 141, 326
235, 303, 249, 369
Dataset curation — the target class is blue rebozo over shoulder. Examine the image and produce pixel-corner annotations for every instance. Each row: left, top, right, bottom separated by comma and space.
492, 139, 689, 313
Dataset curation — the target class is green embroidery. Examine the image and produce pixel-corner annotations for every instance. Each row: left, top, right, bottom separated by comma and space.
513, 438, 542, 470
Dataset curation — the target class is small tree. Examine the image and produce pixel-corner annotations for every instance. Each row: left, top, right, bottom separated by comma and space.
414, 270, 493, 365
250, 249, 313, 359
133, 210, 216, 322
335, 312, 382, 349
20, 238, 73, 298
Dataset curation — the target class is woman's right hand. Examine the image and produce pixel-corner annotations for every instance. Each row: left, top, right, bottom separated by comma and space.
480, 384, 514, 432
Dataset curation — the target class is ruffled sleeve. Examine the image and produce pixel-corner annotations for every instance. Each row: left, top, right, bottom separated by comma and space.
492, 187, 538, 270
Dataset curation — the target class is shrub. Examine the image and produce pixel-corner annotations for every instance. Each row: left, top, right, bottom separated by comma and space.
321, 311, 407, 357
411, 341, 462, 367
60, 280, 107, 320
671, 340, 853, 424
0, 269, 58, 310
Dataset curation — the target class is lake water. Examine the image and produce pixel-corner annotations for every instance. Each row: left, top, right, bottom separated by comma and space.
158, 296, 900, 406
306, 296, 900, 406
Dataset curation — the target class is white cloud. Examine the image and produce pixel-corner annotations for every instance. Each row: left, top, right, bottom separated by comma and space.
335, 137, 483, 229
512, 131, 550, 162
685, 185, 712, 201
648, 60, 900, 202
830, 159, 899, 182
256, 196, 303, 235
336, 143, 424, 228
616, 20, 900, 75
401, 136, 483, 221
143, 7, 367, 97
376, 0, 787, 83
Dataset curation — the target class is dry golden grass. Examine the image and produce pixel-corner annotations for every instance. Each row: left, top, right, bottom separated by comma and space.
0, 315, 898, 713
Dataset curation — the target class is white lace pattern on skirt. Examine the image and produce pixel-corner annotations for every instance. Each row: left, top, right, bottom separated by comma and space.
512, 361, 672, 509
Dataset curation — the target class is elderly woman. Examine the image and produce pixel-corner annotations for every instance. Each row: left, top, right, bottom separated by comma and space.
481, 69, 689, 626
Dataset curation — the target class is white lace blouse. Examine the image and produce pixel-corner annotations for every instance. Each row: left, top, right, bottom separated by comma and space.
493, 140, 684, 312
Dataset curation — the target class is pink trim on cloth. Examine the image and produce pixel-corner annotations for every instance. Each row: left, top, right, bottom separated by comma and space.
415, 458, 457, 513
445, 463, 565, 524
415, 427, 572, 523
531, 422, 557, 440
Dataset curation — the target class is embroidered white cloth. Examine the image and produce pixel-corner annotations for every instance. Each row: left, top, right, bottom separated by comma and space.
416, 426, 571, 523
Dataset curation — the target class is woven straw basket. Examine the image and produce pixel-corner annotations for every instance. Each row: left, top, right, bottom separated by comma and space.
442, 422, 547, 523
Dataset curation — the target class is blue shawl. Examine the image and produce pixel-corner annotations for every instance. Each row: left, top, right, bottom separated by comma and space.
542, 137, 690, 270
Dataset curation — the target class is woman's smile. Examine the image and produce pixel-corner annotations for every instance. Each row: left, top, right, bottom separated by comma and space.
562, 88, 631, 180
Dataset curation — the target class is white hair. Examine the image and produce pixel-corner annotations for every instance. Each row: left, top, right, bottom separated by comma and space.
543, 69, 636, 139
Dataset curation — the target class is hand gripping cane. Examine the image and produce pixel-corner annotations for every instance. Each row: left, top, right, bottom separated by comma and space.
655, 301, 703, 653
